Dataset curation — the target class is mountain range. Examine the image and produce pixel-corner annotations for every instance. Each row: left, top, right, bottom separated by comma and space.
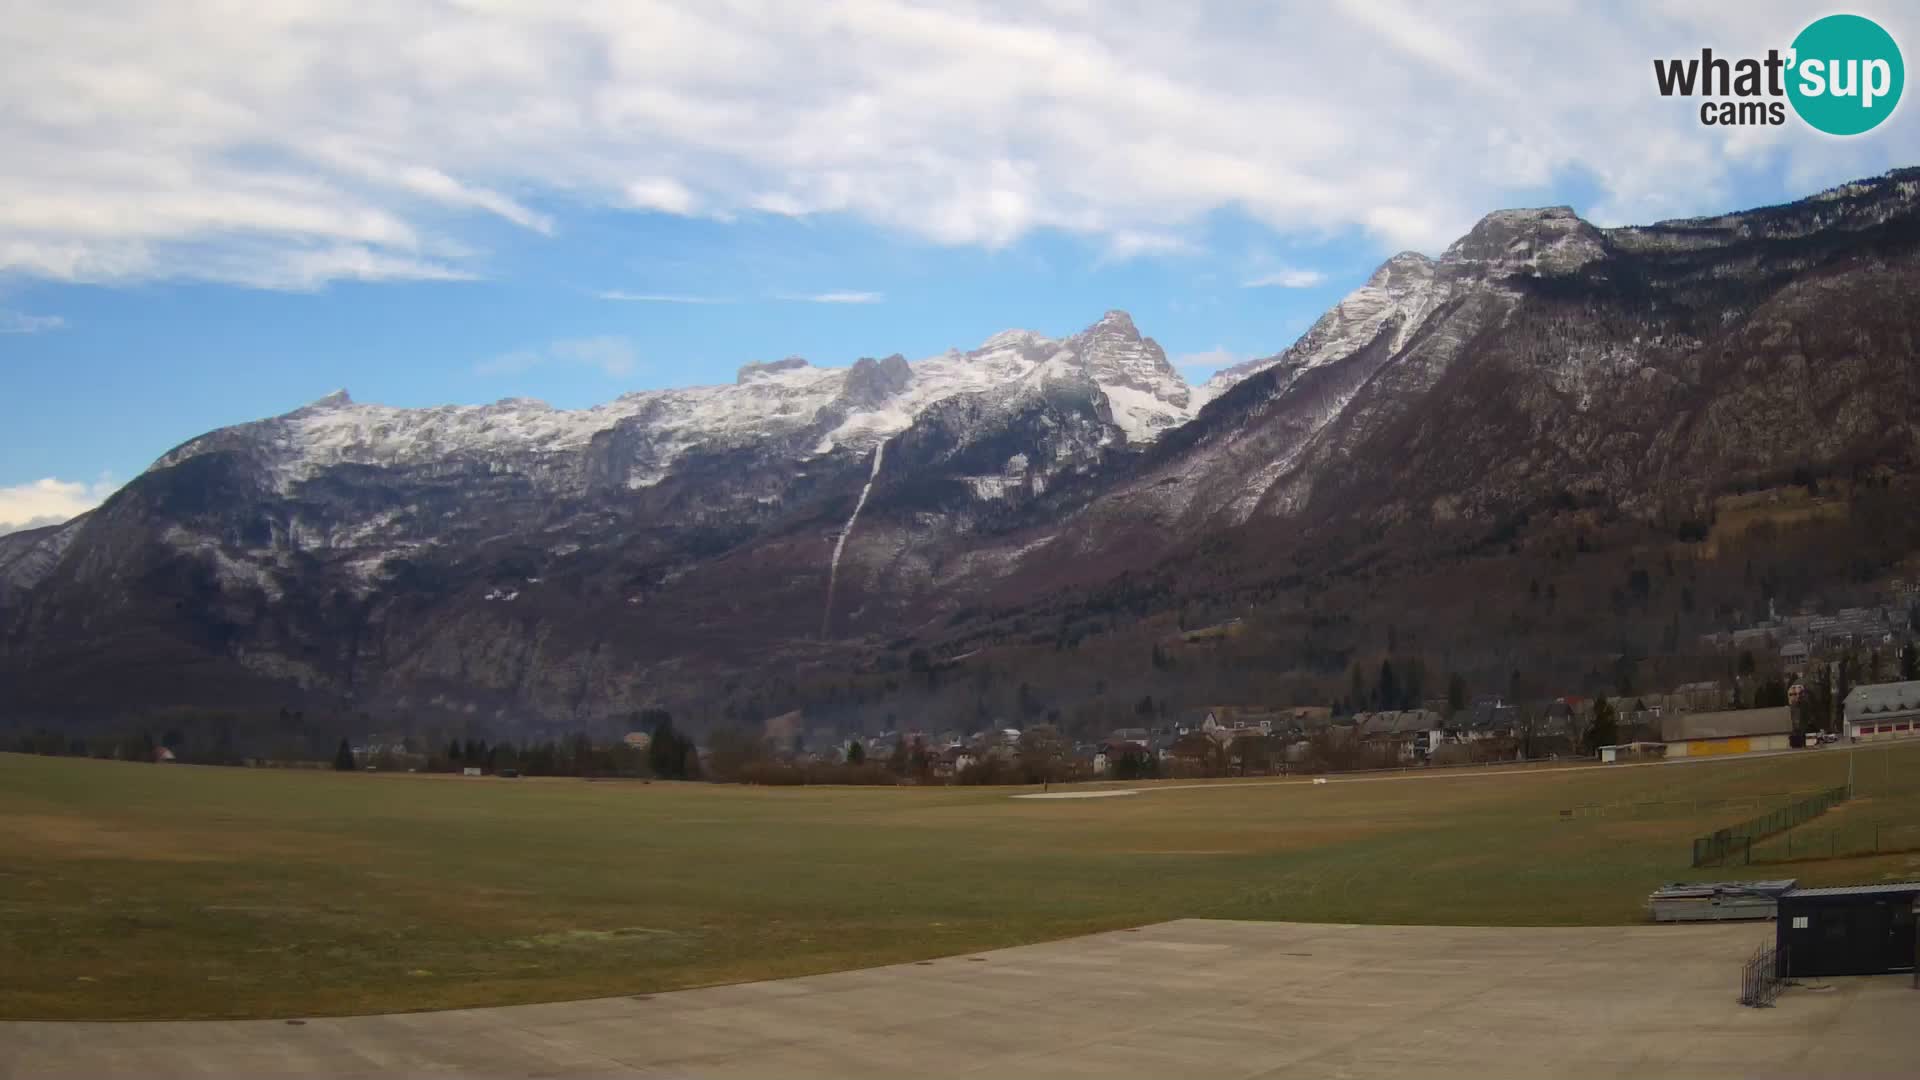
5, 169, 1920, 739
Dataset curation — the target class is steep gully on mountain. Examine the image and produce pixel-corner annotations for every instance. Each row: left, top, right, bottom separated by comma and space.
822, 437, 888, 636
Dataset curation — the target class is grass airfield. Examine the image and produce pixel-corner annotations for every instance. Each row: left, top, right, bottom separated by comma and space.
3, 745, 1917, 1019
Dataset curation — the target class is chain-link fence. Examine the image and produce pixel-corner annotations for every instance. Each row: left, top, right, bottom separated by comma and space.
1690, 784, 1852, 867
1750, 821, 1920, 864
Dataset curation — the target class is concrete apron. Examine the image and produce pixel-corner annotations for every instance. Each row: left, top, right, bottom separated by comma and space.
4, 920, 1916, 1079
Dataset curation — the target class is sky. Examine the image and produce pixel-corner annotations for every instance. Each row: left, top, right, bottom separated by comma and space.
2, 0, 1918, 534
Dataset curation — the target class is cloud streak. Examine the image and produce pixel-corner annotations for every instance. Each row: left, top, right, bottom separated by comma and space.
596, 291, 731, 304
1243, 269, 1326, 289
782, 291, 884, 304
476, 336, 639, 378
0, 310, 67, 334
1, 2, 1915, 287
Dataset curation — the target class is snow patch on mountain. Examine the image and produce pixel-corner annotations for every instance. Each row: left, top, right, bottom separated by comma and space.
162, 525, 284, 600
963, 474, 1019, 501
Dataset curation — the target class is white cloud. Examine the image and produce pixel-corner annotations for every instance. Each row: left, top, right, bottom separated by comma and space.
0, 310, 66, 333
749, 192, 809, 217
0, 475, 116, 535
1243, 268, 1326, 289
1104, 230, 1199, 261
476, 336, 638, 378
782, 291, 884, 304
310, 144, 554, 235
596, 290, 730, 303
1, 1, 1916, 287
1332, 0, 1503, 93
229, 245, 475, 292
626, 177, 698, 215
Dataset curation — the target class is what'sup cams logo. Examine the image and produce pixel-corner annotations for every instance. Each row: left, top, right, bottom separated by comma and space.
1655, 13, 1903, 135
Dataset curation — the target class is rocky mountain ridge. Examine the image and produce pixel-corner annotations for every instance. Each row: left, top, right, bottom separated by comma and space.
5, 168, 1919, 733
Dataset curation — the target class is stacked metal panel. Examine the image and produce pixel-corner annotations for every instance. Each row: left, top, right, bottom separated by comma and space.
1648, 879, 1797, 922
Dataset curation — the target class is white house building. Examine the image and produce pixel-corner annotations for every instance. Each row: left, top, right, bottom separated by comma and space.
1843, 681, 1920, 742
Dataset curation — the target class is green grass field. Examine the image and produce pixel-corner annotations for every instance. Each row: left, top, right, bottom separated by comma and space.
4, 745, 1919, 1020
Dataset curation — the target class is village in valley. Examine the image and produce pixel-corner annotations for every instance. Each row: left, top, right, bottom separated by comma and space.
275, 577, 1920, 786
727, 677, 1916, 786
653, 583, 1920, 787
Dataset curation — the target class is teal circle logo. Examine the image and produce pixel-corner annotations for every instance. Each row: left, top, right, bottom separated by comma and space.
1787, 14, 1903, 135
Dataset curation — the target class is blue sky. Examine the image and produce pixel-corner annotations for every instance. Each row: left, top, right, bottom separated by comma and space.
2, 1, 1918, 532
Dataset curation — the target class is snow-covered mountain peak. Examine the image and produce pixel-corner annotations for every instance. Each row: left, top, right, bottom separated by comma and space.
1059, 309, 1192, 442
149, 311, 1218, 499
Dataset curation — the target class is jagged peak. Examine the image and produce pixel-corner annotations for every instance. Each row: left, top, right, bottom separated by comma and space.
840, 353, 913, 404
